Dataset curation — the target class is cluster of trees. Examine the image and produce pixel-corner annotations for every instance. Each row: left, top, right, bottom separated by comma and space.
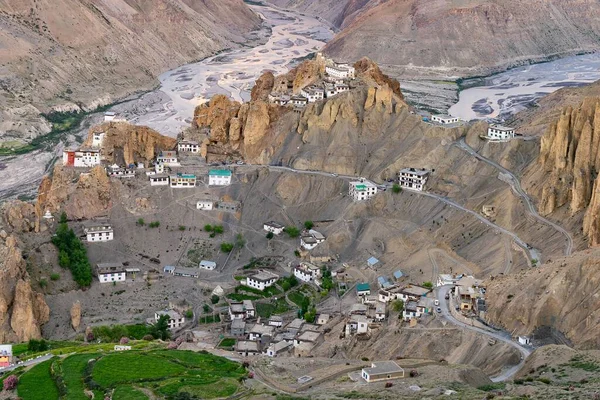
279, 275, 298, 291
91, 317, 171, 342
52, 213, 93, 287
204, 224, 224, 238
27, 339, 49, 352
320, 267, 334, 292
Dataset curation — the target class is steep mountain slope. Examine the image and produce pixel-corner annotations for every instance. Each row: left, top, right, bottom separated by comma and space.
322, 0, 600, 78
0, 0, 260, 143
265, 0, 378, 29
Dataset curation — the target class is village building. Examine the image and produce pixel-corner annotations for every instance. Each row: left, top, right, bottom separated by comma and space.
487, 124, 515, 141
215, 201, 241, 213
362, 361, 404, 383
399, 168, 429, 191
199, 260, 216, 270
325, 63, 355, 79
266, 341, 293, 357
356, 283, 371, 297
375, 303, 386, 322
149, 174, 169, 186
324, 84, 337, 98
350, 303, 369, 315
294, 330, 323, 348
367, 256, 380, 268
263, 221, 285, 235
393, 270, 404, 281
482, 205, 496, 218
63, 148, 101, 167
163, 266, 175, 274
230, 319, 246, 337
268, 316, 284, 328
157, 151, 179, 166
403, 301, 421, 321
91, 131, 105, 147
170, 173, 196, 188
172, 267, 200, 278
248, 324, 275, 341
155, 309, 185, 330
300, 229, 325, 250
349, 179, 378, 201
268, 93, 291, 106
0, 345, 12, 368
104, 111, 117, 122
317, 314, 330, 325
518, 336, 531, 345
300, 85, 325, 102
208, 169, 232, 186
377, 276, 393, 290
155, 163, 165, 174
83, 221, 114, 242
235, 340, 259, 356
437, 274, 461, 287
177, 140, 200, 153
245, 270, 279, 291
289, 95, 308, 107
334, 83, 349, 94
196, 200, 214, 210
294, 262, 321, 283
229, 300, 255, 320
346, 315, 370, 336
431, 114, 459, 125
107, 164, 135, 178
96, 263, 126, 283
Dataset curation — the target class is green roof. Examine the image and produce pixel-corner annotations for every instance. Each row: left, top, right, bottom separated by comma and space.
356, 283, 370, 292
355, 184, 367, 191
209, 169, 232, 177
177, 173, 196, 179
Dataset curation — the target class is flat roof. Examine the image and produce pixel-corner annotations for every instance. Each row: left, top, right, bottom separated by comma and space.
400, 168, 429, 176
376, 303, 386, 314
97, 262, 125, 274
200, 260, 216, 267
179, 140, 199, 145
269, 341, 293, 352
490, 124, 513, 131
250, 270, 279, 282
356, 283, 370, 292
150, 174, 170, 179
173, 267, 199, 276
401, 286, 431, 297
368, 257, 380, 265
242, 299, 255, 310
156, 309, 183, 320
231, 319, 246, 329
363, 361, 403, 376
264, 221, 284, 228
269, 315, 284, 322
432, 114, 456, 119
236, 340, 259, 352
173, 173, 196, 179
286, 318, 305, 330
393, 270, 404, 279
209, 169, 232, 176
308, 230, 325, 240
158, 151, 177, 157
249, 324, 275, 335
297, 330, 321, 343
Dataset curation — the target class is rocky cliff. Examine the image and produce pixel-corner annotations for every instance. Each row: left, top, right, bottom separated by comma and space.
322, 0, 600, 78
0, 203, 50, 343
523, 97, 600, 246
0, 0, 260, 143
485, 249, 600, 349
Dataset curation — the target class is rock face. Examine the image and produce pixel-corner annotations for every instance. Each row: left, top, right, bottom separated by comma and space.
0, 217, 49, 342
322, 0, 600, 78
485, 251, 600, 349
0, 0, 260, 143
524, 98, 600, 245
70, 301, 81, 331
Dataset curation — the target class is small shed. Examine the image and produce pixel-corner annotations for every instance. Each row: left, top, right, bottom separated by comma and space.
367, 257, 380, 268
163, 266, 175, 274
199, 260, 217, 270
393, 270, 404, 280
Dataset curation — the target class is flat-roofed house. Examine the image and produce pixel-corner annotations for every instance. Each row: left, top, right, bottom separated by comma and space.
199, 260, 217, 270
155, 309, 185, 329
263, 221, 285, 235
362, 361, 404, 382
487, 124, 515, 141
197, 200, 213, 210
245, 270, 279, 291
248, 324, 275, 341
157, 151, 179, 166
177, 140, 200, 153
399, 168, 429, 191
149, 174, 170, 186
0, 345, 13, 368
83, 221, 114, 242
231, 319, 246, 337
208, 169, 232, 186
62, 148, 101, 167
92, 131, 105, 147
97, 263, 126, 283
349, 180, 378, 201
170, 173, 196, 188
431, 114, 459, 125
294, 262, 321, 282
235, 340, 259, 356
266, 341, 293, 357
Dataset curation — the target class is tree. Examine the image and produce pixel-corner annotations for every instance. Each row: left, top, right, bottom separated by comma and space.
27, 339, 49, 352
150, 315, 171, 340
220, 242, 234, 253
266, 231, 274, 240
3, 375, 18, 391
59, 211, 68, 224
392, 184, 402, 194
185, 309, 194, 319
304, 306, 316, 323
213, 225, 224, 234
211, 295, 220, 304
284, 226, 300, 238
422, 281, 433, 289
203, 304, 210, 313
136, 218, 145, 226
235, 233, 246, 248
204, 224, 213, 232
304, 220, 314, 230
392, 299, 404, 312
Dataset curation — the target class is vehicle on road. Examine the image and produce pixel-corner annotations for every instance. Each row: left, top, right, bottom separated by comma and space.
434, 300, 439, 306
331, 173, 338, 177
436, 307, 442, 313
445, 294, 450, 300
237, 161, 245, 165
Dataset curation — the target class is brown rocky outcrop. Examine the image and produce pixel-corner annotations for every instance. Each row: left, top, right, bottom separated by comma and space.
250, 72, 275, 102
84, 123, 177, 166
0, 231, 49, 343
354, 57, 403, 100
4, 201, 38, 233
70, 301, 81, 331
524, 98, 600, 245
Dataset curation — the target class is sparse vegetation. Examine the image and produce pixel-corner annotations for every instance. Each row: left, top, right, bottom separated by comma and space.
137, 218, 146, 226
422, 281, 433, 289
179, 225, 186, 231
50, 273, 60, 281
266, 231, 274, 239
304, 221, 314, 229
149, 221, 160, 228
235, 233, 246, 248
185, 309, 194, 319
284, 226, 300, 238
478, 383, 506, 392
39, 279, 48, 288
392, 184, 402, 193
220, 242, 234, 253
52, 212, 93, 287
392, 299, 404, 312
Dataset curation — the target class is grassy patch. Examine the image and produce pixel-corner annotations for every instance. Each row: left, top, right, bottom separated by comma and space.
197, 314, 221, 324
288, 291, 308, 307
568, 356, 600, 371
62, 353, 101, 400
227, 293, 261, 301
218, 338, 236, 348
113, 385, 149, 400
478, 382, 506, 392
18, 359, 60, 400
256, 298, 290, 318
92, 352, 185, 387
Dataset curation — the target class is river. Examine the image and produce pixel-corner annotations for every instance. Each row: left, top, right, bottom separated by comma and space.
0, 4, 333, 201
449, 53, 600, 121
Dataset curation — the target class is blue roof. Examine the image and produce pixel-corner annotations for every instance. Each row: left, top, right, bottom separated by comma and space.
209, 169, 232, 176
367, 256, 379, 266
356, 283, 370, 292
393, 270, 404, 279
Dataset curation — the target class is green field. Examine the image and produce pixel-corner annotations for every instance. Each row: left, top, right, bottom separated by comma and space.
17, 359, 60, 400
15, 349, 247, 400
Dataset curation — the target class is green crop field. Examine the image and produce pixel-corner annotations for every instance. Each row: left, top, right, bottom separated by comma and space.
17, 359, 60, 400
15, 348, 247, 400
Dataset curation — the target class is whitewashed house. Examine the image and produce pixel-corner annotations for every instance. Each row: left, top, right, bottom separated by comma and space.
170, 173, 196, 188
149, 174, 169, 186
487, 124, 515, 141
334, 83, 349, 94
62, 149, 101, 167
155, 309, 185, 329
199, 260, 217, 270
107, 164, 135, 178
431, 114, 459, 125
263, 221, 284, 235
326, 62, 355, 79
399, 168, 429, 191
375, 303, 386, 322
362, 361, 404, 383
83, 221, 114, 242
155, 163, 165, 174
324, 84, 337, 98
91, 131, 105, 147
289, 95, 308, 107
196, 200, 213, 210
266, 341, 293, 357
177, 140, 200, 153
97, 263, 126, 283
268, 93, 290, 106
349, 179, 378, 201
300, 86, 325, 103
156, 151, 179, 167
208, 169, 232, 186
248, 324, 275, 341
300, 230, 325, 250
104, 112, 116, 122
294, 262, 321, 283
244, 270, 279, 291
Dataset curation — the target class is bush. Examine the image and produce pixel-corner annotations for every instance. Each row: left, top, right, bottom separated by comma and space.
137, 218, 145, 226
211, 295, 220, 304
385, 382, 393, 388
50, 273, 60, 281
203, 304, 210, 313
361, 357, 369, 361
266, 231, 274, 239
149, 221, 160, 228
204, 224, 213, 232
3, 375, 18, 391
409, 369, 419, 377
185, 309, 194, 319
52, 215, 93, 287
142, 334, 154, 341
284, 226, 300, 238
422, 281, 433, 289
235, 233, 246, 248
39, 278, 48, 288
213, 225, 224, 234
538, 377, 551, 384
178, 225, 186, 231
392, 184, 402, 194
221, 242, 234, 253
304, 221, 314, 229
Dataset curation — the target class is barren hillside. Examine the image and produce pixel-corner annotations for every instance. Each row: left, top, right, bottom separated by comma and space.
0, 0, 260, 143
322, 0, 600, 79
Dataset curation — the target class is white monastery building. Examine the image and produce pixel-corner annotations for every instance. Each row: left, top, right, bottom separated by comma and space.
487, 124, 515, 141
177, 140, 200, 153
325, 62, 356, 79
245, 270, 279, 291
398, 168, 429, 191
156, 151, 179, 166
431, 114, 459, 125
83, 221, 114, 242
62, 149, 101, 167
149, 174, 169, 186
349, 179, 378, 201
97, 263, 126, 283
91, 131, 105, 147
300, 86, 325, 103
208, 169, 232, 186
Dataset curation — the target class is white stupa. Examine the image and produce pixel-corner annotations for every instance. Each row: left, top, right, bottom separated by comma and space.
43, 210, 53, 219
